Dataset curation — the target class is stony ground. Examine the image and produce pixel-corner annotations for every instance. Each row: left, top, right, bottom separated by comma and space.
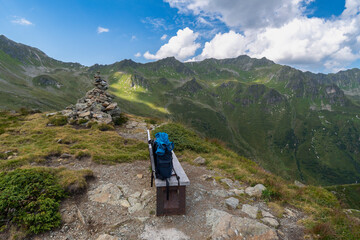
30, 117, 307, 240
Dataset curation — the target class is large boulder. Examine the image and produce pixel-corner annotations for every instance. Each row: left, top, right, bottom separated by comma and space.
88, 183, 124, 205
206, 209, 278, 240
245, 184, 266, 197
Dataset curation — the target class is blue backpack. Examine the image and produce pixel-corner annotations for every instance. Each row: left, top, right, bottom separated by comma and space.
154, 132, 174, 179
151, 132, 180, 200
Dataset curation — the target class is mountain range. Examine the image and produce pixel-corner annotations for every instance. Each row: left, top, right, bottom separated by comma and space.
1, 34, 359, 186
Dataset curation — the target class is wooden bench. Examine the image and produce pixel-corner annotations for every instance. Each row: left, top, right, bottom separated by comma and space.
147, 130, 190, 216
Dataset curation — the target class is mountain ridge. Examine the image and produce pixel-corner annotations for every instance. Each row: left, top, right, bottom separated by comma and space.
1, 35, 360, 186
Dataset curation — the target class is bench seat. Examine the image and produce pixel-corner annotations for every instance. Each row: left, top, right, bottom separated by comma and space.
147, 130, 190, 216
154, 152, 190, 187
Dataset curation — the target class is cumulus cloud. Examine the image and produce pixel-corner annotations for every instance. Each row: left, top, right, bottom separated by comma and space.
134, 52, 141, 57
191, 31, 247, 60
144, 27, 200, 60
167, 0, 360, 72
165, 0, 310, 30
97, 27, 109, 33
11, 17, 33, 26
161, 34, 168, 40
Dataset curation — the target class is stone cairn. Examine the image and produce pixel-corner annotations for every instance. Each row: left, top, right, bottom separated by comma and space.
62, 71, 121, 125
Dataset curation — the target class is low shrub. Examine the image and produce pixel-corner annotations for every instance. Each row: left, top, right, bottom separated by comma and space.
0, 168, 66, 234
48, 115, 67, 126
75, 150, 92, 160
97, 123, 114, 131
113, 113, 128, 126
153, 123, 210, 153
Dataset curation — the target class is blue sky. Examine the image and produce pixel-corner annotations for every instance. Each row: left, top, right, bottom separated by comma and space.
0, 0, 359, 73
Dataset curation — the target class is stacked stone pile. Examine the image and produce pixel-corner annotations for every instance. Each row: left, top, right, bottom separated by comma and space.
62, 72, 121, 124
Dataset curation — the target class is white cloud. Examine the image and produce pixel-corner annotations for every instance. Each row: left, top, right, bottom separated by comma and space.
97, 26, 109, 34
11, 17, 33, 26
144, 27, 200, 61
161, 34, 168, 40
197, 16, 212, 26
134, 52, 141, 57
131, 35, 137, 41
192, 31, 247, 60
342, 0, 360, 17
142, 17, 168, 30
168, 0, 360, 72
165, 0, 310, 30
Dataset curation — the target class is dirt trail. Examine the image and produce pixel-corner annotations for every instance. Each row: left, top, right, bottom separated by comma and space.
31, 118, 306, 240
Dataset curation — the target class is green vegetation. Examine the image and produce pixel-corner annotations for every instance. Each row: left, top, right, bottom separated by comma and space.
48, 115, 68, 126
1, 35, 360, 186
152, 123, 360, 239
0, 111, 148, 236
326, 184, 360, 210
113, 113, 129, 126
153, 123, 210, 153
0, 168, 65, 234
0, 167, 92, 234
0, 111, 148, 170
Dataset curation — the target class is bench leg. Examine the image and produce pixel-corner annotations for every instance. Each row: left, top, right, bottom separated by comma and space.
156, 186, 186, 216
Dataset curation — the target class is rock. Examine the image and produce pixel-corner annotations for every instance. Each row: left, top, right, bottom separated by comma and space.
62, 73, 121, 125
96, 234, 119, 240
211, 189, 234, 198
140, 224, 190, 240
294, 180, 306, 188
261, 210, 275, 218
206, 209, 232, 229
120, 199, 130, 208
284, 208, 297, 218
200, 174, 212, 181
220, 178, 233, 188
128, 202, 143, 214
105, 102, 118, 111
242, 204, 259, 219
75, 103, 87, 111
88, 183, 124, 205
137, 174, 143, 179
245, 184, 266, 197
128, 197, 139, 206
229, 189, 244, 195
140, 189, 152, 200
130, 191, 141, 198
225, 197, 239, 209
262, 217, 279, 228
193, 156, 206, 165
46, 112, 57, 117
61, 110, 73, 117
79, 111, 91, 118
206, 209, 278, 240
76, 207, 86, 226
60, 153, 72, 158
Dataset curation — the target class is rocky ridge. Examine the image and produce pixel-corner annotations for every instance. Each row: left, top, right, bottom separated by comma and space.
61, 72, 121, 124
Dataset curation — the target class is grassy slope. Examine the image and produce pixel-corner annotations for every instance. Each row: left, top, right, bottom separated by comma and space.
326, 184, 360, 210
104, 64, 360, 186
0, 111, 359, 239
1, 42, 360, 186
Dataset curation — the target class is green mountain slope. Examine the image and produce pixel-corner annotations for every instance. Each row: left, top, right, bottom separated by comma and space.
0, 35, 92, 110
98, 57, 360, 186
1, 35, 360, 186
